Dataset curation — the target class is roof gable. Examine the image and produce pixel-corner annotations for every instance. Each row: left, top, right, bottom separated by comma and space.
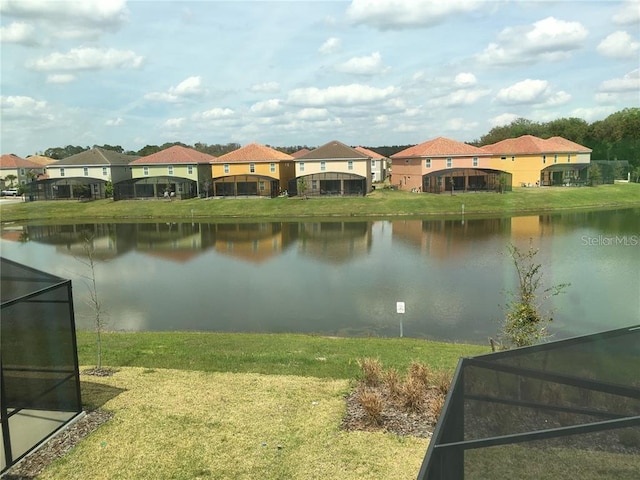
391, 137, 488, 158
213, 143, 294, 163
481, 135, 592, 154
52, 147, 138, 167
297, 140, 369, 160
0, 154, 45, 169
355, 146, 386, 159
129, 145, 215, 165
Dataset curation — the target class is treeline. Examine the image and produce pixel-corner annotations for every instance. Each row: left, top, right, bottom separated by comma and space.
40, 108, 639, 168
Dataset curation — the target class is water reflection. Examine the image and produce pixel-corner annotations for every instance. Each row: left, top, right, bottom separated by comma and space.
1, 208, 638, 343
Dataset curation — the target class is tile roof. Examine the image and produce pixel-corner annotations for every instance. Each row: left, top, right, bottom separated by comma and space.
0, 154, 44, 169
391, 137, 489, 158
52, 147, 138, 166
25, 155, 57, 166
212, 143, 294, 163
355, 146, 386, 158
129, 145, 216, 165
291, 148, 311, 158
481, 135, 592, 154
296, 140, 369, 160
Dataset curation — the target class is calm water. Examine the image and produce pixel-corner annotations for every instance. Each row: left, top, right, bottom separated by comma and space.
1, 209, 638, 343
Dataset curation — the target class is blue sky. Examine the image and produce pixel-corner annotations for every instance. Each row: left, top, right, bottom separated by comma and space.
1, 0, 639, 157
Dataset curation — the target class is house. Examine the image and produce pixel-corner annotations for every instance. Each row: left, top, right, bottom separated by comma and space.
291, 148, 311, 158
211, 143, 295, 197
355, 146, 388, 183
482, 135, 592, 187
390, 137, 497, 193
0, 154, 46, 190
34, 147, 138, 200
293, 140, 372, 196
121, 145, 215, 200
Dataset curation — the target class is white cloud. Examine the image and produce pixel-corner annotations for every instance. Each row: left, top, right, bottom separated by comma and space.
346, 0, 482, 30
335, 51, 388, 75
0, 21, 39, 45
319, 37, 341, 54
145, 76, 205, 103
196, 107, 234, 120
445, 117, 479, 131
571, 106, 617, 122
0, 95, 53, 121
250, 99, 283, 115
251, 81, 280, 93
454, 72, 477, 87
597, 31, 640, 59
46, 73, 75, 84
287, 84, 397, 107
294, 108, 329, 120
613, 1, 640, 25
429, 88, 491, 107
477, 16, 588, 66
163, 118, 185, 129
29, 47, 143, 71
496, 79, 555, 105
490, 113, 519, 127
0, 0, 128, 39
106, 117, 124, 126
599, 69, 640, 92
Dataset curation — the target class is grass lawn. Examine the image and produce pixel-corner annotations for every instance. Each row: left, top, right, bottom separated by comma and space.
2, 183, 639, 223
35, 332, 486, 479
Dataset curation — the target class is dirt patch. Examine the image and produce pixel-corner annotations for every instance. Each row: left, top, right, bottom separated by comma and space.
3, 410, 113, 480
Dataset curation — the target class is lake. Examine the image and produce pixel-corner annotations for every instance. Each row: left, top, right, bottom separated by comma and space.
1, 208, 638, 344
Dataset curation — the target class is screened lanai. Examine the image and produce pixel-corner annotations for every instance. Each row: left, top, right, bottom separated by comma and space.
417, 325, 640, 480
113, 176, 198, 200
1, 258, 82, 474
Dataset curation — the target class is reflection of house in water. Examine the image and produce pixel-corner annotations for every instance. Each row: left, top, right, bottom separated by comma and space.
392, 218, 511, 258
17, 223, 135, 260
202, 222, 295, 263
297, 221, 372, 263
134, 222, 207, 263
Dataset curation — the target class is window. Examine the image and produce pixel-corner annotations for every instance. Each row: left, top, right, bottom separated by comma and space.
371, 159, 376, 168
188, 165, 193, 175
299, 162, 305, 172
446, 158, 452, 168
249, 163, 255, 173
168, 166, 174, 175
543, 155, 546, 164
312, 180, 317, 190
425, 158, 431, 168
501, 156, 507, 161
472, 157, 478, 167
567, 154, 571, 163
320, 161, 326, 171
259, 181, 265, 191
224, 164, 230, 174
143, 166, 149, 176
83, 167, 89, 176
511, 156, 515, 162
348, 160, 353, 170
270, 163, 276, 173
102, 167, 108, 176
554, 155, 558, 164
20, 168, 25, 175
60, 168, 65, 177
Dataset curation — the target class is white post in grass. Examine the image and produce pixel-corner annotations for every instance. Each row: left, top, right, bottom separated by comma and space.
396, 301, 405, 338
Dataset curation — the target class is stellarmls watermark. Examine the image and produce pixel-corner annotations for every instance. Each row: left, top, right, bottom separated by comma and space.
581, 235, 639, 246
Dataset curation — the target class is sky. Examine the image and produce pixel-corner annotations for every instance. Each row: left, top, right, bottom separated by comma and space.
1, 0, 639, 157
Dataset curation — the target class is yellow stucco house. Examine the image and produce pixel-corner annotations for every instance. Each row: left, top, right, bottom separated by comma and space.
294, 140, 372, 196
211, 143, 295, 197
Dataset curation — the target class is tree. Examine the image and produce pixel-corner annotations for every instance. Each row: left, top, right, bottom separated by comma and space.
75, 234, 109, 373
498, 242, 570, 349
588, 163, 602, 186
297, 177, 308, 199
4, 174, 17, 187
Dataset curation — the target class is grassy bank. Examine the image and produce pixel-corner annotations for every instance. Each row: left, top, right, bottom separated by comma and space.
76, 331, 488, 378
2, 183, 639, 223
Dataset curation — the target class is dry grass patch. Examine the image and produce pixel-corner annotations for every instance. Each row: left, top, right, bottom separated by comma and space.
37, 367, 426, 480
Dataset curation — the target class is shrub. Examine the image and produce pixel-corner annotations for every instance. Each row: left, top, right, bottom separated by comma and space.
357, 387, 384, 425
407, 361, 431, 388
383, 368, 402, 400
432, 369, 452, 397
358, 358, 383, 387
401, 376, 426, 412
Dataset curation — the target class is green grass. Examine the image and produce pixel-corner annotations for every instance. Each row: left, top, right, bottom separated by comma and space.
76, 331, 488, 378
2, 183, 639, 223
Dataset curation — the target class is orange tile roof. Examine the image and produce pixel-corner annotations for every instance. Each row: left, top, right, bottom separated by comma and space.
26, 155, 57, 166
481, 135, 592, 154
291, 148, 311, 158
355, 146, 386, 158
0, 154, 44, 169
212, 143, 294, 163
129, 145, 215, 165
391, 137, 489, 158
